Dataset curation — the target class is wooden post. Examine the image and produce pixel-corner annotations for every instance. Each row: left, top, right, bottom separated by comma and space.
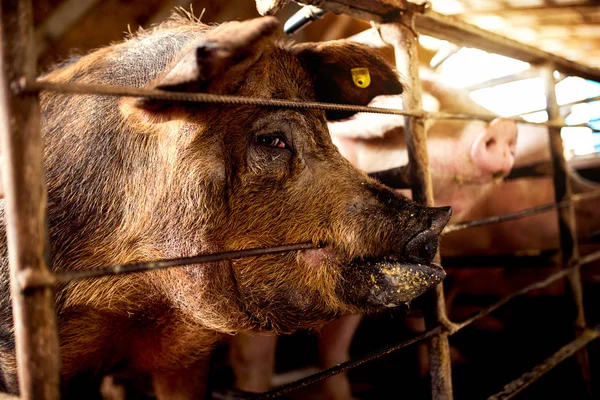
0, 0, 61, 398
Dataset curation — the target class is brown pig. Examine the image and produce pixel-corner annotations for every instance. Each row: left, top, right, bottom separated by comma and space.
0, 15, 451, 399
229, 71, 518, 399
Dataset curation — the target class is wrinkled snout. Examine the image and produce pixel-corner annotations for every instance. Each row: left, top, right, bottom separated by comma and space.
470, 118, 518, 177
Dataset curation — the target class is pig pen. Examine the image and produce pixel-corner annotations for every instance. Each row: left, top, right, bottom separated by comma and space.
0, 0, 599, 399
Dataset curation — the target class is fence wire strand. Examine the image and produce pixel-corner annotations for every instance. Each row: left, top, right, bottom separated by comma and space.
25, 80, 594, 129
444, 190, 600, 234
20, 242, 314, 289
249, 327, 443, 400
487, 325, 600, 400
451, 248, 600, 333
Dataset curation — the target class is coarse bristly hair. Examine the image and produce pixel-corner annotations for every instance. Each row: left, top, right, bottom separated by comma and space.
0, 13, 444, 400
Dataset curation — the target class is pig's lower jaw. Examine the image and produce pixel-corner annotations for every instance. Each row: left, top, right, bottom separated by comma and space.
367, 261, 445, 308
302, 248, 446, 310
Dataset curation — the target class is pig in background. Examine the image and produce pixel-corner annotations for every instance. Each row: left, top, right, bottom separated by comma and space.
0, 15, 455, 400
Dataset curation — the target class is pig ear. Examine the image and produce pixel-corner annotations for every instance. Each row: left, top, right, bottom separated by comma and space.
138, 16, 280, 107
293, 41, 403, 120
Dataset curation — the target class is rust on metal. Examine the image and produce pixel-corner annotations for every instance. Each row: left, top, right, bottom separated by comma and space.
249, 326, 443, 400
24, 80, 593, 130
443, 191, 600, 234
23, 242, 314, 288
378, 14, 454, 400
542, 64, 592, 397
487, 326, 600, 400
0, 0, 61, 399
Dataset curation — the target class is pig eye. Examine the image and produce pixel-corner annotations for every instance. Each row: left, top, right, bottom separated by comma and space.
257, 134, 288, 149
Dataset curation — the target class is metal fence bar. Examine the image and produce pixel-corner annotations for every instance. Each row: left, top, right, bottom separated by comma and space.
487, 325, 600, 400
451, 249, 600, 333
444, 191, 600, 234
511, 94, 600, 119
19, 242, 314, 288
378, 15, 454, 400
248, 326, 444, 400
542, 64, 592, 397
0, 0, 61, 399
25, 81, 594, 129
12, 184, 600, 288
465, 69, 541, 91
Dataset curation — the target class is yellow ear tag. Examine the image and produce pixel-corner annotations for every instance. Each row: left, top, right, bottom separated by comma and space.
351, 67, 371, 88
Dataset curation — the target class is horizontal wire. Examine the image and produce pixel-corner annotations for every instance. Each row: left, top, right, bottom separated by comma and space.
25, 80, 592, 129
443, 190, 600, 234
450, 248, 600, 333
45, 242, 314, 286
248, 326, 443, 400
578, 249, 600, 266
25, 81, 424, 117
487, 325, 600, 400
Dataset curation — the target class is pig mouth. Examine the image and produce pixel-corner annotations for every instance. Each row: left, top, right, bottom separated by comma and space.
303, 246, 446, 310
346, 254, 446, 308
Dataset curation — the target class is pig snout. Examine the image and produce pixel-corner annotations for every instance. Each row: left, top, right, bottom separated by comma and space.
339, 191, 451, 309
470, 118, 517, 177
372, 206, 450, 307
403, 206, 451, 265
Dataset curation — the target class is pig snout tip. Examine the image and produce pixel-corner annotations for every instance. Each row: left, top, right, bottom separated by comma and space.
404, 206, 451, 265
471, 118, 518, 177
429, 206, 452, 233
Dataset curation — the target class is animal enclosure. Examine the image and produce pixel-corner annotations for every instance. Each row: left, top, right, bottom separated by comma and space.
0, 0, 599, 399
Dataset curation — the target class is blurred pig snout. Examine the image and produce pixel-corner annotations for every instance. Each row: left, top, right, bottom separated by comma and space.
470, 118, 518, 177
404, 206, 452, 266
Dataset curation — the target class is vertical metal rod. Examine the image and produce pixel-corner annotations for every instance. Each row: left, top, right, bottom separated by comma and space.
0, 0, 61, 399
541, 65, 591, 397
380, 15, 454, 400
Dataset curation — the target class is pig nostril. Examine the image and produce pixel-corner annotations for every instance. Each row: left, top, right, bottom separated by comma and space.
403, 206, 450, 265
404, 230, 439, 265
429, 206, 452, 234
485, 138, 495, 148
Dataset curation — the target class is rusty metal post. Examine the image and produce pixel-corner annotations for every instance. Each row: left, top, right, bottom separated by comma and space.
0, 0, 61, 399
379, 13, 454, 400
541, 64, 591, 397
